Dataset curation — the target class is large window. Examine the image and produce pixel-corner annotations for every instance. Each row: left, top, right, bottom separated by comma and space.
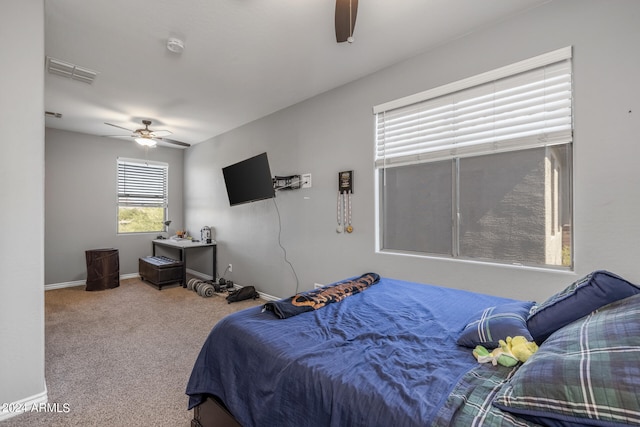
117, 158, 168, 234
374, 48, 573, 268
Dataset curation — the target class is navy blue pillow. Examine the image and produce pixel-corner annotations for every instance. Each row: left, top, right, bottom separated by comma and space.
527, 270, 640, 344
457, 301, 534, 349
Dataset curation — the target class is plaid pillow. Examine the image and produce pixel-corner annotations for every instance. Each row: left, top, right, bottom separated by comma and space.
457, 301, 534, 349
493, 293, 640, 427
433, 364, 540, 427
527, 270, 640, 344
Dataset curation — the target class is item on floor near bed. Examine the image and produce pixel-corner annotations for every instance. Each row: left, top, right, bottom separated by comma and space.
263, 272, 380, 318
526, 269, 640, 344
199, 282, 215, 297
138, 256, 183, 290
187, 279, 219, 298
85, 248, 120, 291
226, 286, 259, 303
187, 271, 640, 427
188, 278, 236, 297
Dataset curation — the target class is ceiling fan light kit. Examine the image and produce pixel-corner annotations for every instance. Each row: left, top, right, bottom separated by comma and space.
135, 137, 157, 147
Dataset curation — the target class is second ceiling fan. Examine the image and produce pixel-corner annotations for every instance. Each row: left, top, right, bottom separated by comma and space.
103, 120, 190, 148
335, 0, 358, 43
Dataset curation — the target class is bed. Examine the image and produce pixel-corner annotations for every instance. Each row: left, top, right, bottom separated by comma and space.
186, 271, 640, 427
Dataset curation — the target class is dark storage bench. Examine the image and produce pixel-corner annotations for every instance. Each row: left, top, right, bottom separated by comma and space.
139, 256, 184, 290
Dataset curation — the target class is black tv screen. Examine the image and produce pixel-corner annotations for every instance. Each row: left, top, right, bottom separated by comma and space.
222, 152, 275, 206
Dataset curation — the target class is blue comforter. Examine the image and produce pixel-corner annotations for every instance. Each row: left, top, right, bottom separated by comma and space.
186, 277, 521, 427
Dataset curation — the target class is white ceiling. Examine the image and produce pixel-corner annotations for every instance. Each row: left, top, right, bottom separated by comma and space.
44, 0, 551, 148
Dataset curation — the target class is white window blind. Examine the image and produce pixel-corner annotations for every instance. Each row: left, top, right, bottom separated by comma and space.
117, 158, 168, 208
374, 47, 573, 168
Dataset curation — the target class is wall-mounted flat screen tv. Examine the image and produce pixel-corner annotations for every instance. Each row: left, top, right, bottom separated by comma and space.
222, 152, 275, 206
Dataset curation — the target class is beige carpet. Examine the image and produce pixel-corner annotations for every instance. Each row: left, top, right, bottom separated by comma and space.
1, 277, 264, 427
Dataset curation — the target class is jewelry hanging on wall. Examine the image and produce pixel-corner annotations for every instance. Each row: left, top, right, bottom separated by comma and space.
336, 191, 344, 233
346, 190, 353, 233
337, 170, 354, 235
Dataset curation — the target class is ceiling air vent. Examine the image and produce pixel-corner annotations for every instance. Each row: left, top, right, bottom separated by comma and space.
45, 111, 63, 119
45, 56, 98, 84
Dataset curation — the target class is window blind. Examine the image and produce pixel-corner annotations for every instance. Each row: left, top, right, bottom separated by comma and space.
117, 158, 168, 207
374, 47, 572, 168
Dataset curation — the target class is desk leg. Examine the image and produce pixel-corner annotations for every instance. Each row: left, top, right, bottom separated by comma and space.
181, 248, 186, 287
212, 245, 217, 281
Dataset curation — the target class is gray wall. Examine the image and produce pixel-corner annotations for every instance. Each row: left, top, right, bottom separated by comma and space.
45, 129, 184, 285
0, 0, 46, 412
184, 0, 640, 302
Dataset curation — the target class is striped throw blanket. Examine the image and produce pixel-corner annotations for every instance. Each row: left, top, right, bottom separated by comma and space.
263, 273, 380, 319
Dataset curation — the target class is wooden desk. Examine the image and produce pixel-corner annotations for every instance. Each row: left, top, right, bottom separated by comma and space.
152, 239, 217, 287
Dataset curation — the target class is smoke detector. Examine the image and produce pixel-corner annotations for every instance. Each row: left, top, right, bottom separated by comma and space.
167, 38, 184, 53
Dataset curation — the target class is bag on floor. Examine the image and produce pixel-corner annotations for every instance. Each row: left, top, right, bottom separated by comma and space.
226, 286, 259, 304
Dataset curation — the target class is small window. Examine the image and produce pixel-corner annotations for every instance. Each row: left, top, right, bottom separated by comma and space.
374, 47, 573, 268
117, 158, 168, 234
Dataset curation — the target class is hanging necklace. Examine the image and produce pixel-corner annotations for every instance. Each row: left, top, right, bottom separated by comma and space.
346, 190, 353, 233
336, 191, 344, 233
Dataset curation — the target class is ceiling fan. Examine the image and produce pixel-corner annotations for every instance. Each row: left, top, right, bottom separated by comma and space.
103, 120, 190, 147
335, 0, 358, 43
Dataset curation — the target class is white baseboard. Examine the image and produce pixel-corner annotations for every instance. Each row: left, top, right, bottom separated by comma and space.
44, 273, 140, 291
0, 385, 48, 422
257, 290, 279, 301
185, 268, 213, 281
46, 270, 210, 291
45, 279, 85, 290
45, 270, 281, 302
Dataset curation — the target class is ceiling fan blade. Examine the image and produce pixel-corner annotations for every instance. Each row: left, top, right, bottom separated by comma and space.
102, 134, 135, 138
157, 137, 191, 147
335, 0, 358, 43
104, 122, 135, 132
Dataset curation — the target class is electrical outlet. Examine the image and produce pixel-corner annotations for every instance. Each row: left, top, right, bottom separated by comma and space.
228, 263, 232, 273
301, 173, 312, 188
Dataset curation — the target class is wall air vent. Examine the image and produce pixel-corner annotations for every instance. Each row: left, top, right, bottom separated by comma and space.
45, 56, 98, 84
